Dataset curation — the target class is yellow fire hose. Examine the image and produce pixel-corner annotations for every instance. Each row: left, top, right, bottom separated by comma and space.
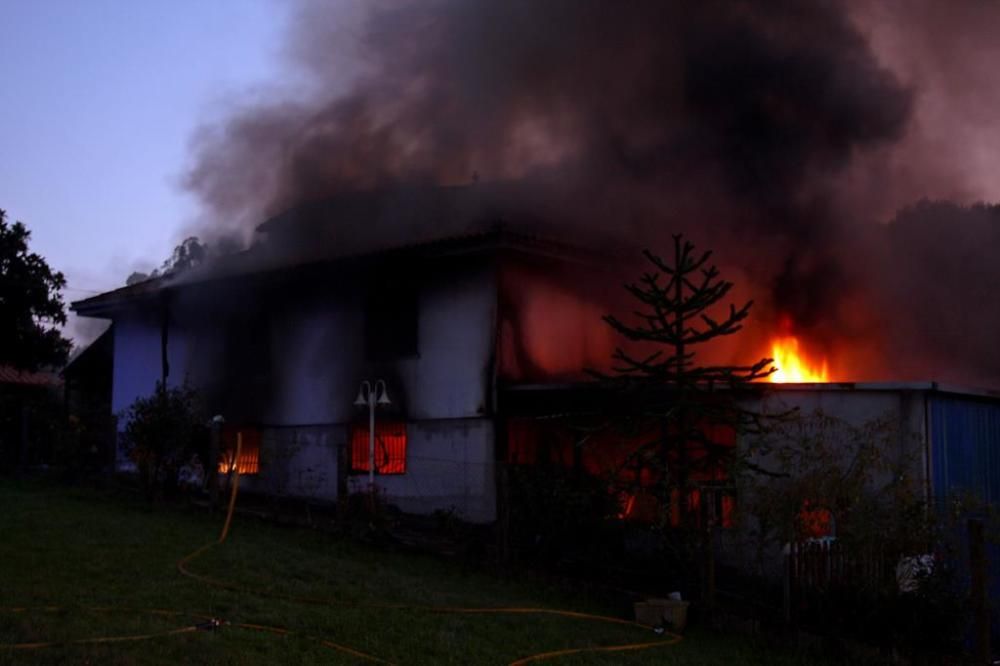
1, 607, 210, 650
217, 430, 242, 544
3, 432, 682, 662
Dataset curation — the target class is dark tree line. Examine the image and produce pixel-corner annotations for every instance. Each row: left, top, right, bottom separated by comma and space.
0, 210, 70, 370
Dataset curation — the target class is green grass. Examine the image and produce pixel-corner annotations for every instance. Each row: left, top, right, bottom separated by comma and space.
0, 479, 843, 665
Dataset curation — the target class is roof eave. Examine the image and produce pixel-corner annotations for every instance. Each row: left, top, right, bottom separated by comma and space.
71, 279, 168, 318
71, 228, 622, 319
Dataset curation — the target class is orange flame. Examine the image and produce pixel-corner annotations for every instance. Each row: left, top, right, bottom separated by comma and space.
768, 336, 829, 383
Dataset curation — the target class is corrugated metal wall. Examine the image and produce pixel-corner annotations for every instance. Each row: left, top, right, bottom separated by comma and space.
929, 394, 1000, 644
930, 395, 1000, 504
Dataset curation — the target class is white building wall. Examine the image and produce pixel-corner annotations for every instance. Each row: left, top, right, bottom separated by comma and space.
268, 307, 363, 425
110, 311, 201, 468
404, 271, 497, 419
750, 388, 926, 431
268, 265, 496, 425
743, 386, 929, 484
111, 313, 192, 414
107, 263, 499, 520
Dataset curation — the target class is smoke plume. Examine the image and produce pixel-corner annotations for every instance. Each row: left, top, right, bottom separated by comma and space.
183, 0, 1000, 386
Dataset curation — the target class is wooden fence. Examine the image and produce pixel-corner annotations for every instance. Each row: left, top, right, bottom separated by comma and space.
784, 539, 892, 623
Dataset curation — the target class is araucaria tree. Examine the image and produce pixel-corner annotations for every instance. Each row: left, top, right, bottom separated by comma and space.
596, 234, 775, 534
0, 210, 71, 370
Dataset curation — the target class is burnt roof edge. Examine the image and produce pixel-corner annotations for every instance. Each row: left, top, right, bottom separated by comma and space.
72, 227, 631, 318
501, 380, 1000, 401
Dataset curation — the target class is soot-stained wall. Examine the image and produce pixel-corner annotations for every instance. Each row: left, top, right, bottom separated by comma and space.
268, 261, 497, 425
106, 258, 499, 521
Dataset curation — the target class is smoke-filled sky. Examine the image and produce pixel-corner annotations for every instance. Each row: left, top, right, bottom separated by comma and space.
4, 1, 1000, 383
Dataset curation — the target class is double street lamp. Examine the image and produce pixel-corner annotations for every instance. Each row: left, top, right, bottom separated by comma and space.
354, 380, 392, 494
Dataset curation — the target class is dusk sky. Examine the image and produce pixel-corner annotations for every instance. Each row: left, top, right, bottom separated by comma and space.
1, 1, 299, 341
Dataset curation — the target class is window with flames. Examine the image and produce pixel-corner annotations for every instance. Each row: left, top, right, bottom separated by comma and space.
799, 500, 835, 539
218, 426, 261, 476
350, 422, 407, 475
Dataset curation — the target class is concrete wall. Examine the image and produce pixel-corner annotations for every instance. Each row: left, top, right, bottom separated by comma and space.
242, 418, 495, 522
348, 418, 496, 522
742, 386, 930, 488
722, 386, 931, 579
251, 425, 343, 501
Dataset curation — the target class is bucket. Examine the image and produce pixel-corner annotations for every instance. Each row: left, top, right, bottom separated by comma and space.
633, 598, 690, 632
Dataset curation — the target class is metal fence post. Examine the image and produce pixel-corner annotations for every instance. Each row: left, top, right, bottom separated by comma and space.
969, 518, 990, 664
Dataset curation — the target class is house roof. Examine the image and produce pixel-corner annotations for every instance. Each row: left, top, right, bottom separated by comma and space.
62, 326, 113, 379
0, 365, 63, 387
72, 187, 632, 319
70, 274, 171, 316
502, 380, 1000, 402
760, 380, 1000, 401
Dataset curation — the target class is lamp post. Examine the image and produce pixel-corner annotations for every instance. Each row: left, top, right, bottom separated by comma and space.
354, 380, 392, 499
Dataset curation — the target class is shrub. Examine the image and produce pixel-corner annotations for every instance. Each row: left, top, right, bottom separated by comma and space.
739, 410, 969, 653
119, 382, 206, 501
506, 463, 622, 566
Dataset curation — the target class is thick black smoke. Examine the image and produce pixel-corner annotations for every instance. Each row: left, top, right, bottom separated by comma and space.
182, 0, 999, 385
187, 1, 909, 235
878, 201, 1000, 384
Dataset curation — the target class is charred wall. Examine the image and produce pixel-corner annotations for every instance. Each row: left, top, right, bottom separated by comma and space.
109, 252, 500, 425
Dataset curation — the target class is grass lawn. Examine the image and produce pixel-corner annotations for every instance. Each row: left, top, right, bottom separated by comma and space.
1, 478, 847, 665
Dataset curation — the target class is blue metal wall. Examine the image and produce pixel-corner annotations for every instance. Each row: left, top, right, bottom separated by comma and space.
929, 394, 1000, 644
930, 395, 1000, 505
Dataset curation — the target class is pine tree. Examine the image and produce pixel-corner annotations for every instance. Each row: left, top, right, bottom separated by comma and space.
593, 234, 777, 602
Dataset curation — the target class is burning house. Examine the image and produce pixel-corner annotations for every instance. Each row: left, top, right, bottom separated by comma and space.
71, 184, 631, 521
66, 2, 1000, 639
71, 183, 1000, 533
